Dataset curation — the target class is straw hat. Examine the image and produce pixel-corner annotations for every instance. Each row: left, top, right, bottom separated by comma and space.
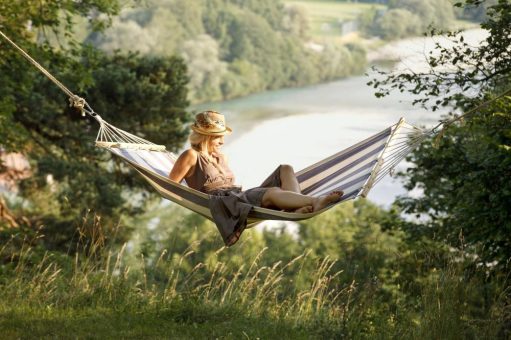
191, 111, 232, 136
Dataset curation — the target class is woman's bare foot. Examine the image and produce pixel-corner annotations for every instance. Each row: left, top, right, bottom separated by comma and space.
294, 205, 313, 213
312, 191, 343, 212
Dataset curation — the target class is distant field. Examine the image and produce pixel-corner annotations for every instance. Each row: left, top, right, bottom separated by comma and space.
285, 0, 385, 39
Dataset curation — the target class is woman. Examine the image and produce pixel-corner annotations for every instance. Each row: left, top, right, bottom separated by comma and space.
169, 111, 342, 246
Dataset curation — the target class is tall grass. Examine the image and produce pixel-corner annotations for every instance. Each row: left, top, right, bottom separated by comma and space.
0, 214, 507, 338
0, 216, 354, 336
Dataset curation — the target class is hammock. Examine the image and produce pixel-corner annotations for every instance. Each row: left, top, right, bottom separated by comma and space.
93, 116, 426, 225
0, 29, 429, 226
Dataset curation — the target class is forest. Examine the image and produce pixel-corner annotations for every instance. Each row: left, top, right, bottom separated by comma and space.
0, 0, 510, 338
65, 0, 488, 103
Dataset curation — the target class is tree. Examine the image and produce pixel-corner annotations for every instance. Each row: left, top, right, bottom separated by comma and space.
181, 34, 227, 103
376, 8, 421, 39
89, 19, 157, 54
78, 0, 369, 103
0, 0, 191, 248
221, 59, 265, 99
390, 0, 455, 32
282, 4, 310, 39
369, 0, 511, 269
228, 0, 286, 30
398, 99, 511, 267
298, 199, 405, 289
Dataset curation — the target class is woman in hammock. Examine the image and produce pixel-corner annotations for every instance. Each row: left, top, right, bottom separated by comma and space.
169, 111, 343, 246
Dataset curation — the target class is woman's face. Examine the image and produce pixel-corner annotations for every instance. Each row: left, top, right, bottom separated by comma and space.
209, 135, 224, 153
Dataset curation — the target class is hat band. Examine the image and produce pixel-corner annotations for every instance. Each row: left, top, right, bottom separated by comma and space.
202, 128, 227, 134
193, 125, 229, 135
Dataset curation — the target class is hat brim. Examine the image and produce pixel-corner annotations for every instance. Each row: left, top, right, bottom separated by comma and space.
191, 125, 232, 136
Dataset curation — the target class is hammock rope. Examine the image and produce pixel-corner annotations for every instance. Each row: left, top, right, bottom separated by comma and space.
0, 30, 167, 152
0, 29, 99, 120
429, 88, 511, 135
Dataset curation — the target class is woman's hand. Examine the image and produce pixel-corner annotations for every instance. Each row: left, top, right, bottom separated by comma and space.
169, 149, 198, 183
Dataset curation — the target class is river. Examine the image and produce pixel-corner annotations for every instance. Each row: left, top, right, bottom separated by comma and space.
190, 29, 486, 210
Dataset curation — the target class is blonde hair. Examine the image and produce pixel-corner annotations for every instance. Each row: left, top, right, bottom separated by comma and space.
189, 131, 214, 154
189, 131, 225, 174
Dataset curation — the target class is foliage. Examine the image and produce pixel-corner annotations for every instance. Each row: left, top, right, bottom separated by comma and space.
282, 4, 310, 39
376, 8, 421, 39
398, 98, 511, 267
87, 0, 368, 103
369, 0, 511, 269
389, 0, 456, 32
361, 0, 457, 40
0, 204, 507, 338
370, 0, 510, 110
0, 0, 191, 248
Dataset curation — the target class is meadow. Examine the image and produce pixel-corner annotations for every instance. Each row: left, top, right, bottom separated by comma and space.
0, 203, 507, 338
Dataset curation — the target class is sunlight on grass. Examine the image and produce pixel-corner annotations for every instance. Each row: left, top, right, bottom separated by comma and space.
0, 213, 506, 338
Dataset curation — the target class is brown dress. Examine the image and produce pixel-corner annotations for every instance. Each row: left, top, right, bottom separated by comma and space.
185, 152, 282, 245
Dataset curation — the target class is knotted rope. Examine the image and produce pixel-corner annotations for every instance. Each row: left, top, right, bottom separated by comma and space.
0, 29, 167, 151
0, 29, 98, 119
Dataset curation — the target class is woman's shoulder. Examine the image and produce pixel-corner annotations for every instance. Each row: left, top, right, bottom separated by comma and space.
177, 148, 198, 164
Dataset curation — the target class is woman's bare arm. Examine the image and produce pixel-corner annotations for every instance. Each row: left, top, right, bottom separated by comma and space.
169, 149, 197, 183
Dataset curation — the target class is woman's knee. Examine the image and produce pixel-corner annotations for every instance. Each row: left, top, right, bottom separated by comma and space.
280, 164, 294, 175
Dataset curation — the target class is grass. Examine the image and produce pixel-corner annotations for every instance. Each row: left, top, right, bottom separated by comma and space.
0, 216, 507, 339
0, 224, 352, 338
0, 305, 315, 338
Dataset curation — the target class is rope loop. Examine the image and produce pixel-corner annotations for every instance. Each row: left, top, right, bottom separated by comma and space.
69, 95, 86, 110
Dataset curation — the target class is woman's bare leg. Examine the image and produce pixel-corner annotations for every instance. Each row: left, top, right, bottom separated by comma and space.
279, 164, 301, 193
262, 188, 343, 212
279, 165, 308, 212
294, 205, 314, 213
262, 188, 312, 210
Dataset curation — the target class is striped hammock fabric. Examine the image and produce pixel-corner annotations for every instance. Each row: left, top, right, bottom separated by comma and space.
95, 117, 426, 226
